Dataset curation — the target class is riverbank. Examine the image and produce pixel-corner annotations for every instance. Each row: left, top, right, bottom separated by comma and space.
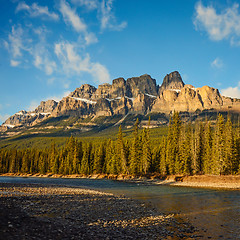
1, 173, 240, 189
0, 182, 198, 240
167, 175, 240, 189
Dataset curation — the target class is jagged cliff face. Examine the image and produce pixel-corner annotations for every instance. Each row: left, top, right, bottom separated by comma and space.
34, 100, 58, 113
2, 71, 240, 131
159, 71, 185, 93
3, 100, 58, 128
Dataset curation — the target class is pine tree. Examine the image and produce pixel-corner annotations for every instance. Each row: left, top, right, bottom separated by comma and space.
224, 116, 235, 174
129, 119, 141, 175
21, 150, 30, 173
39, 153, 47, 174
117, 125, 128, 174
72, 140, 82, 174
9, 150, 18, 173
49, 142, 58, 173
177, 123, 192, 175
193, 121, 204, 174
93, 143, 105, 174
203, 121, 213, 174
212, 114, 225, 175
80, 143, 90, 175
141, 128, 151, 174
58, 149, 65, 174
159, 137, 167, 175
166, 112, 182, 175
234, 123, 240, 173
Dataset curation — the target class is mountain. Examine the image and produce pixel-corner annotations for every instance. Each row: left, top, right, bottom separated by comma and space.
1, 71, 240, 135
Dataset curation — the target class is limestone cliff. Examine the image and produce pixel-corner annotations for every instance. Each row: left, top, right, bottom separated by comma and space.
2, 71, 240, 131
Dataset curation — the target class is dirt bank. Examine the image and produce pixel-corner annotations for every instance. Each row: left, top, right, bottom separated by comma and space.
1, 173, 240, 189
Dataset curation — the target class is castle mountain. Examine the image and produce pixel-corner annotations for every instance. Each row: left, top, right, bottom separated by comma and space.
1, 71, 240, 133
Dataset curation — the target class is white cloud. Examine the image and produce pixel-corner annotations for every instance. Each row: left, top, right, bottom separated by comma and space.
45, 61, 57, 75
70, 0, 127, 32
31, 27, 57, 75
84, 32, 98, 45
221, 82, 240, 98
16, 2, 59, 21
194, 2, 240, 45
8, 25, 27, 58
59, 0, 87, 32
28, 100, 39, 111
100, 0, 127, 31
33, 53, 56, 75
211, 57, 223, 69
91, 62, 111, 83
0, 114, 10, 123
34, 55, 42, 67
71, 0, 98, 10
10, 59, 21, 67
55, 41, 110, 83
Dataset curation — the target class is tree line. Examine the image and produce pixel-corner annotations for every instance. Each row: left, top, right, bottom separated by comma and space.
0, 113, 239, 176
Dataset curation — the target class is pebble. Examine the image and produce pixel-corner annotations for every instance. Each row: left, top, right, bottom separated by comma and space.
0, 182, 198, 239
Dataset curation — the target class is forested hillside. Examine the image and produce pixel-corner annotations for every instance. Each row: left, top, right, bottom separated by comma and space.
0, 113, 239, 176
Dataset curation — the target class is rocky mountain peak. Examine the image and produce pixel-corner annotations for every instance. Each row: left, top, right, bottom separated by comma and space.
111, 77, 126, 98
2, 70, 240, 133
70, 84, 97, 99
126, 74, 158, 98
34, 100, 58, 113
159, 71, 185, 93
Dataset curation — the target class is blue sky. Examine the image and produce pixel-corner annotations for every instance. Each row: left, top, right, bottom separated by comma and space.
1, 0, 240, 123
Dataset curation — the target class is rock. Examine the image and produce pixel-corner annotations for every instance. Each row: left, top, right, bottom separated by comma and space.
34, 100, 58, 114
2, 71, 240, 131
159, 71, 185, 93
126, 74, 158, 98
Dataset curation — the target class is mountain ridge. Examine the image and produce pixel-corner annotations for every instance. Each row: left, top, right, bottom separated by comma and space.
1, 71, 240, 134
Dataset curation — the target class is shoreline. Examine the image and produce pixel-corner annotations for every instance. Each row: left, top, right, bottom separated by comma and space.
0, 173, 240, 190
0, 182, 198, 239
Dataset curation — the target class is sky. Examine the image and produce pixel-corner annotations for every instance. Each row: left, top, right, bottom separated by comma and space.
1, 0, 240, 124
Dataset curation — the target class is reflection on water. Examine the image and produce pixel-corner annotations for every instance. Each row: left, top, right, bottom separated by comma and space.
0, 176, 239, 239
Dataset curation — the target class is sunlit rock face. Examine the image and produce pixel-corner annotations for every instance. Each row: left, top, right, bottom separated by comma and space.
159, 71, 185, 93
2, 71, 240, 130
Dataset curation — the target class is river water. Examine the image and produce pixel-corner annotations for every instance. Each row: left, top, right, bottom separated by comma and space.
0, 176, 239, 239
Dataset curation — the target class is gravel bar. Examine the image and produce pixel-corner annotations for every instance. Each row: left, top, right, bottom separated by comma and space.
0, 183, 198, 240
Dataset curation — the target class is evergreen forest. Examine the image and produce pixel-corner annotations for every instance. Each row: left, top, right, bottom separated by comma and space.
0, 113, 240, 176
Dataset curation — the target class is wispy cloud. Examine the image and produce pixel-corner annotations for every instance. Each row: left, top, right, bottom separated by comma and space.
71, 0, 98, 10
16, 2, 59, 21
84, 32, 98, 45
55, 41, 110, 83
99, 0, 127, 31
0, 114, 10, 123
33, 51, 57, 75
3, 0, 126, 85
32, 27, 57, 75
10, 59, 21, 67
70, 0, 127, 32
59, 0, 98, 46
194, 2, 240, 45
59, 0, 87, 32
27, 100, 39, 111
211, 57, 223, 69
221, 82, 240, 98
8, 25, 29, 58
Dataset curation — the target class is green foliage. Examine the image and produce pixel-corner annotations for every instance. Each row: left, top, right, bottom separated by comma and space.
0, 113, 240, 176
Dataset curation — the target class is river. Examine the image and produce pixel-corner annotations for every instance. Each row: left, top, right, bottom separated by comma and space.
0, 176, 239, 239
